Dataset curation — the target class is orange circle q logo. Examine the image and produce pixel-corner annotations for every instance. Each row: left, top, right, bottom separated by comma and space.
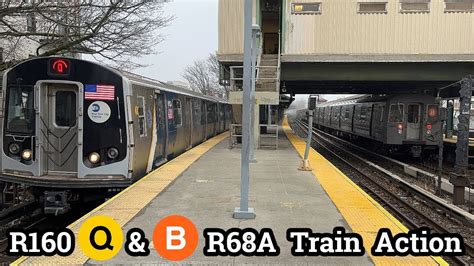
152, 215, 199, 261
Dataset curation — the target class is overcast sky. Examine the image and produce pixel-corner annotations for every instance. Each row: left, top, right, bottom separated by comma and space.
135, 0, 218, 83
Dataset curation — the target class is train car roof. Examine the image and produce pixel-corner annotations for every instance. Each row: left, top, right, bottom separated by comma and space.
120, 70, 227, 103
317, 94, 390, 107
5, 56, 227, 104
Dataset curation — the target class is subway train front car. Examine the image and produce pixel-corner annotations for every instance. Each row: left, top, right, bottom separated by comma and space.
1, 57, 230, 215
1, 58, 130, 214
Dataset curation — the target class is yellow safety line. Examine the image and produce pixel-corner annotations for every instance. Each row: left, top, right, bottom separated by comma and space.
282, 118, 448, 266
13, 132, 228, 266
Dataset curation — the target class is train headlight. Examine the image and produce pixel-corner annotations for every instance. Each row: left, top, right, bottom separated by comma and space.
21, 149, 32, 161
88, 152, 101, 164
107, 148, 119, 160
8, 143, 21, 155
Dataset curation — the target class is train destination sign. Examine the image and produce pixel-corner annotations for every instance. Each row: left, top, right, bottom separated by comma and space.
48, 58, 71, 76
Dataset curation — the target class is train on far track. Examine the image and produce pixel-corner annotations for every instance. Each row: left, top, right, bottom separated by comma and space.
298, 94, 443, 157
0, 57, 231, 214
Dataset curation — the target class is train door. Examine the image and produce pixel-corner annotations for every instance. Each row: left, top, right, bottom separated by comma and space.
186, 97, 192, 149
407, 103, 421, 140
351, 105, 356, 132
154, 93, 166, 163
40, 84, 78, 175
372, 104, 382, 139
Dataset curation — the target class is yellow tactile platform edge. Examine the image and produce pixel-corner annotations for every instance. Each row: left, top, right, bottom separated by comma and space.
282, 119, 448, 266
13, 132, 228, 265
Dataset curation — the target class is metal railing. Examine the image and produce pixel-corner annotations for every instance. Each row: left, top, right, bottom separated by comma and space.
229, 124, 243, 148
276, 30, 281, 93
229, 31, 281, 93
230, 65, 279, 92
230, 123, 279, 150
259, 124, 278, 149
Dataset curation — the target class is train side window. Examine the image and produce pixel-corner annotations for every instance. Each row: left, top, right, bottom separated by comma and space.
137, 96, 146, 137
55, 91, 76, 127
173, 99, 182, 127
389, 104, 404, 123
193, 101, 201, 126
207, 104, 215, 123
360, 106, 367, 120
344, 108, 350, 119
381, 106, 385, 122
201, 102, 206, 125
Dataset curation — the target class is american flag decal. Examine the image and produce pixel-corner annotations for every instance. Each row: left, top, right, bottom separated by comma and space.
85, 84, 115, 101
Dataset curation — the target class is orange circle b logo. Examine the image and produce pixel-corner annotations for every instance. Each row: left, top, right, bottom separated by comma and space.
152, 215, 199, 261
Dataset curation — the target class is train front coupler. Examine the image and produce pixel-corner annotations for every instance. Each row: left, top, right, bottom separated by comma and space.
43, 191, 71, 216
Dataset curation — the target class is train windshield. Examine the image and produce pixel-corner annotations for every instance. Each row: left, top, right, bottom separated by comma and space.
427, 104, 438, 123
5, 86, 35, 134
389, 104, 404, 123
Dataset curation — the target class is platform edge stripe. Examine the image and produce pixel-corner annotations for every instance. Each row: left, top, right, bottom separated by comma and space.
310, 141, 449, 266
12, 132, 228, 266
281, 118, 448, 266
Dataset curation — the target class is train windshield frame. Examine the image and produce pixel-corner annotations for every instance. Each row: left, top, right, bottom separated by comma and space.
5, 85, 35, 134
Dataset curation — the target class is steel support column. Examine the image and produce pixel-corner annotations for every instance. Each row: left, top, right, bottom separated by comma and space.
449, 76, 472, 205
234, 0, 255, 219
250, 25, 259, 163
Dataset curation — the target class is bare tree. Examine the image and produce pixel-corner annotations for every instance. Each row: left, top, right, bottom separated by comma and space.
0, 0, 174, 70
182, 52, 229, 99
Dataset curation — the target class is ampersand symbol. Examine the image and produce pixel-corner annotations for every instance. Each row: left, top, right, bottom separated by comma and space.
124, 228, 150, 257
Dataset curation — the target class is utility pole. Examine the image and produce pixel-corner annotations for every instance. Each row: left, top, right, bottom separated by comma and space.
234, 0, 255, 219
450, 76, 472, 205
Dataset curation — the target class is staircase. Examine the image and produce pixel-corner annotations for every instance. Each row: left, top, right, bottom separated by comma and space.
256, 54, 279, 92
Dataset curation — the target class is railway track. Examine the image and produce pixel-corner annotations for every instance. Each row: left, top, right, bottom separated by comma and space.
292, 119, 474, 265
0, 199, 102, 263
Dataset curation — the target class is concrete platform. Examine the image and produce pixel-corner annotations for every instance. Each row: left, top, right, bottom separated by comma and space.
93, 131, 372, 264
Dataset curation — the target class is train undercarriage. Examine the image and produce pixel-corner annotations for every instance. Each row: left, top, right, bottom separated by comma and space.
0, 181, 121, 215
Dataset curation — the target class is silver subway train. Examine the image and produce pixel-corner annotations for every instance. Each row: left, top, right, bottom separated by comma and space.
306, 94, 442, 157
0, 57, 231, 213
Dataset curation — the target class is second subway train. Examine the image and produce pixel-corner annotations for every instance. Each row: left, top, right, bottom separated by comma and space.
309, 94, 442, 157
